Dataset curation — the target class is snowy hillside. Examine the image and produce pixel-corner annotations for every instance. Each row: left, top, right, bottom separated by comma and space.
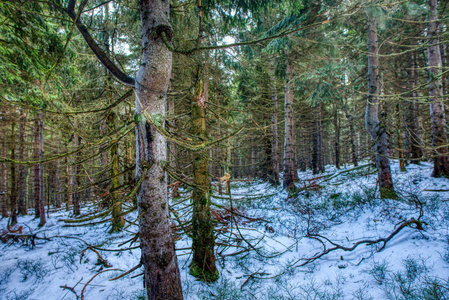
1, 161, 449, 300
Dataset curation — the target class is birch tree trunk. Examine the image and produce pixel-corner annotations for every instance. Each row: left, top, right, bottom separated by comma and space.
365, 17, 396, 198
427, 0, 449, 177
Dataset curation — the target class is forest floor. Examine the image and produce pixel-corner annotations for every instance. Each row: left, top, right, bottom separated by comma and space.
1, 161, 449, 300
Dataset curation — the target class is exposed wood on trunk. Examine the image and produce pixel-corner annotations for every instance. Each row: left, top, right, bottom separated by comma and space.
189, 64, 218, 282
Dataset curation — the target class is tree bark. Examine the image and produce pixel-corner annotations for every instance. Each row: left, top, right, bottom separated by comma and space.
33, 111, 46, 226
10, 121, 18, 226
283, 59, 297, 189
109, 112, 124, 232
0, 128, 7, 218
72, 119, 80, 216
405, 52, 423, 163
333, 103, 340, 169
17, 111, 28, 215
427, 0, 449, 177
135, 1, 183, 298
189, 65, 218, 282
365, 17, 396, 198
270, 60, 280, 184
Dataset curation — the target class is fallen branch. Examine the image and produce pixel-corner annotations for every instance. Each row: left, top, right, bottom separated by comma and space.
80, 246, 112, 268
293, 217, 424, 267
109, 262, 142, 281
81, 269, 121, 300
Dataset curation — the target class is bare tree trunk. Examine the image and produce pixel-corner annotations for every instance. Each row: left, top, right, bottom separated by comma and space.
33, 111, 46, 226
317, 103, 325, 173
283, 59, 297, 190
17, 111, 28, 215
136, 1, 183, 298
10, 121, 18, 226
333, 103, 340, 169
72, 122, 80, 216
65, 154, 72, 211
344, 94, 358, 167
0, 129, 7, 218
427, 0, 449, 177
109, 112, 124, 232
270, 60, 280, 184
55, 160, 61, 208
365, 17, 396, 198
405, 53, 423, 163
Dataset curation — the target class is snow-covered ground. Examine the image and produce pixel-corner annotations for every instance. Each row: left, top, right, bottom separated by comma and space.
1, 161, 449, 299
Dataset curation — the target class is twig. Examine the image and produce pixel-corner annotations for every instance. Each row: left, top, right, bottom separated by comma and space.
81, 269, 121, 300
109, 262, 142, 281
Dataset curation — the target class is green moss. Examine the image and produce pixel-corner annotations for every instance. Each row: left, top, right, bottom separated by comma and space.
189, 261, 219, 283
380, 187, 398, 200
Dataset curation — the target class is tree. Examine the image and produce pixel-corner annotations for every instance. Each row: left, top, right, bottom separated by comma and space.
61, 0, 183, 298
365, 14, 396, 198
426, 0, 449, 177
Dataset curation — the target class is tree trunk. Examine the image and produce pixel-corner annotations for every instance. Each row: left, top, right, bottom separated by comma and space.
405, 52, 423, 163
0, 128, 7, 218
189, 65, 218, 282
427, 0, 449, 177
333, 103, 340, 169
270, 60, 280, 184
136, 1, 183, 298
17, 111, 28, 215
283, 59, 297, 189
33, 111, 46, 226
33, 115, 40, 218
55, 160, 61, 208
344, 95, 358, 167
10, 121, 18, 226
365, 17, 396, 198
72, 122, 81, 216
109, 112, 124, 232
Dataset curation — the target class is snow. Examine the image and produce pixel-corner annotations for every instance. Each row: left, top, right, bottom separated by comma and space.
1, 161, 449, 299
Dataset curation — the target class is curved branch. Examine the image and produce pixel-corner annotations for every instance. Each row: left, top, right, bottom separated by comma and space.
66, 1, 135, 86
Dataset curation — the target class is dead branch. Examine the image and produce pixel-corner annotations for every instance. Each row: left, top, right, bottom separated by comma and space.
109, 262, 142, 281
80, 246, 112, 268
60, 285, 80, 299
81, 269, 121, 300
293, 217, 424, 268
